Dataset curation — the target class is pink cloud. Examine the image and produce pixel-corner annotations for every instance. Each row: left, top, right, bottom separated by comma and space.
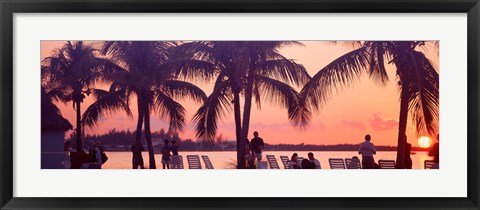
369, 113, 398, 131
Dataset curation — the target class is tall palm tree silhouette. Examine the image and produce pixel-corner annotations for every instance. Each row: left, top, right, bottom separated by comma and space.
176, 41, 310, 168
239, 41, 311, 168
42, 41, 116, 152
299, 41, 439, 168
83, 41, 210, 169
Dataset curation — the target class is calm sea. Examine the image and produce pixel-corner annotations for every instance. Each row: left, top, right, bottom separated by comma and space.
102, 151, 432, 169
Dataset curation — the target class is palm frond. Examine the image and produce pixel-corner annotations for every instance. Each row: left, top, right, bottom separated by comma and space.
152, 91, 187, 132
329, 41, 363, 48
406, 51, 439, 136
300, 47, 370, 115
255, 76, 311, 129
192, 78, 233, 141
253, 82, 262, 110
45, 87, 70, 103
366, 42, 390, 86
41, 87, 62, 116
256, 59, 311, 88
159, 80, 207, 103
81, 89, 133, 128
155, 59, 216, 84
169, 41, 214, 62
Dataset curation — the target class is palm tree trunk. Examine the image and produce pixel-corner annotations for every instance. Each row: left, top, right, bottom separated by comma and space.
395, 83, 408, 169
75, 99, 82, 152
144, 102, 156, 169
233, 89, 245, 169
240, 59, 256, 168
134, 97, 145, 168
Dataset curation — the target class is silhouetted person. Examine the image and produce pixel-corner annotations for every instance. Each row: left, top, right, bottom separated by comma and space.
308, 152, 321, 169
170, 140, 181, 156
290, 153, 301, 169
64, 141, 73, 152
358, 134, 376, 169
62, 141, 72, 169
131, 143, 145, 169
88, 140, 106, 169
250, 131, 264, 162
161, 139, 171, 169
244, 138, 255, 169
429, 134, 439, 169
348, 156, 361, 169
301, 159, 315, 169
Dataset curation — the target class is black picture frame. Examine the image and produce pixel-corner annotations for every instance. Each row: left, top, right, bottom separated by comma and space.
1, 0, 479, 209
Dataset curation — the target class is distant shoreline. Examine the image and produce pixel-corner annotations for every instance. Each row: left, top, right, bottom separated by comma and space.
77, 129, 431, 153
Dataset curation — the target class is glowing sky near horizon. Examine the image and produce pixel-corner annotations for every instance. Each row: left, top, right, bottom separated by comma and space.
41, 41, 439, 147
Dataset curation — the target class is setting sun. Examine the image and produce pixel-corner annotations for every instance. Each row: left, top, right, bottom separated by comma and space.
418, 136, 432, 148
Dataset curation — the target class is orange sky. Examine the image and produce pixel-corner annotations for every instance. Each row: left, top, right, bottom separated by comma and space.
41, 41, 439, 147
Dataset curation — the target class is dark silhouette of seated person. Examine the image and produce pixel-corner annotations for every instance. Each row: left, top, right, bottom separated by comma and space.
290, 153, 301, 169
307, 152, 321, 169
301, 159, 316, 169
348, 156, 361, 169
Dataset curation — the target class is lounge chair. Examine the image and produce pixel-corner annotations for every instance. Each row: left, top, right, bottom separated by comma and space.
187, 155, 202, 169
265, 155, 280, 169
201, 155, 214, 169
424, 160, 437, 169
170, 155, 184, 169
345, 158, 361, 169
378, 160, 396, 169
328, 158, 346, 169
279, 155, 291, 169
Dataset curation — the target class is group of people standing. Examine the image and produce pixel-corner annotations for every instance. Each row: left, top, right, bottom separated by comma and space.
161, 139, 181, 169
63, 140, 108, 169
131, 139, 181, 169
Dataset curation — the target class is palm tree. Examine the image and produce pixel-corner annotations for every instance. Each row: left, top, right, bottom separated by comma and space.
299, 41, 439, 169
239, 42, 311, 168
83, 41, 211, 169
177, 41, 310, 168
42, 41, 116, 152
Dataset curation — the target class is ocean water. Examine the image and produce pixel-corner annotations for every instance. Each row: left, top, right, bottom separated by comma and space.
102, 151, 433, 169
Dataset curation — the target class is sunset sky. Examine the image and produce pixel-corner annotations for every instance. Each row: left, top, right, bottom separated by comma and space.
41, 41, 439, 147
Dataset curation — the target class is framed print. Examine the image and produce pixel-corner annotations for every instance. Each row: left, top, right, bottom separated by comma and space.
1, 0, 479, 209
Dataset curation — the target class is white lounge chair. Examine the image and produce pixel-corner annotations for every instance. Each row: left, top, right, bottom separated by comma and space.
187, 155, 202, 169
378, 160, 396, 169
201, 155, 214, 169
345, 158, 361, 169
424, 160, 437, 169
328, 158, 346, 169
279, 155, 291, 169
266, 155, 280, 169
170, 155, 184, 169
